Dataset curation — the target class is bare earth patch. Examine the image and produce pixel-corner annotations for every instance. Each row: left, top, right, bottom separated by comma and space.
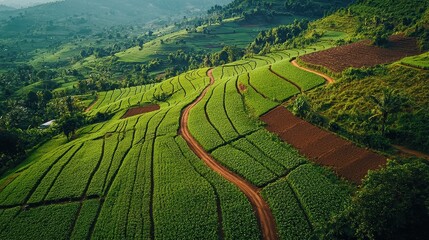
261, 106, 386, 184
300, 35, 421, 73
121, 104, 160, 119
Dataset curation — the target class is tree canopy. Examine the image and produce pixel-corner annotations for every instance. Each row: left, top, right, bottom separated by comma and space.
318, 159, 429, 240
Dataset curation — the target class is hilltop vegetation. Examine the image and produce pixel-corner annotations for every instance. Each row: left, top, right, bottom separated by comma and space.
313, 0, 429, 48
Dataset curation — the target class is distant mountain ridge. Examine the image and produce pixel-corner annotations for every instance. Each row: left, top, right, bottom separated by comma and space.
0, 0, 233, 33
0, 0, 60, 9
0, 4, 15, 11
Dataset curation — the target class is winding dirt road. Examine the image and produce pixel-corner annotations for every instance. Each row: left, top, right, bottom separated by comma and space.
291, 59, 335, 84
180, 69, 279, 240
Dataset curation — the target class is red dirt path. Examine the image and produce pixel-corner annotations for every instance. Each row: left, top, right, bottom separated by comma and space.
121, 104, 160, 119
291, 60, 335, 83
180, 69, 279, 240
261, 106, 386, 184
300, 35, 421, 73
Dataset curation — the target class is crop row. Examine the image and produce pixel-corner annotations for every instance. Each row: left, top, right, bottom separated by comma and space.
287, 164, 351, 225
211, 145, 277, 186
90, 84, 156, 115
237, 73, 278, 116
225, 76, 261, 134
271, 61, 325, 91
262, 179, 313, 240
188, 85, 225, 151
91, 142, 148, 239
249, 66, 300, 102
0, 203, 79, 239
153, 137, 219, 239
0, 144, 77, 206
93, 85, 149, 111
175, 137, 261, 240
206, 82, 240, 142
209, 129, 308, 187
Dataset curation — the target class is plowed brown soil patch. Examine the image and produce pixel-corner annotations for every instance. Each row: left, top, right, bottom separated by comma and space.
300, 35, 421, 73
121, 104, 160, 119
261, 106, 386, 184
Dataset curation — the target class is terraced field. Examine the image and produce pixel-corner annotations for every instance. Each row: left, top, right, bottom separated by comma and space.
0, 47, 353, 239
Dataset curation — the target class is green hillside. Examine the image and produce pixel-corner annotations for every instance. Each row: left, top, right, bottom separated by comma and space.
0, 47, 352, 239
0, 0, 429, 239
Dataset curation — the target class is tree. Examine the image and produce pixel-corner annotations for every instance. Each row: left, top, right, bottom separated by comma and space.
372, 32, 389, 47
318, 159, 429, 240
292, 95, 312, 118
26, 91, 39, 109
0, 128, 24, 155
367, 87, 408, 136
59, 114, 85, 140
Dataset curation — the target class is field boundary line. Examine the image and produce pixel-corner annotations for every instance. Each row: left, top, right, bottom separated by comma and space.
268, 66, 303, 93
291, 60, 335, 84
180, 69, 279, 240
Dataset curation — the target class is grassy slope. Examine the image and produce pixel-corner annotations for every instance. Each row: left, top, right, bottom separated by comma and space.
291, 0, 429, 154
116, 15, 308, 63
0, 41, 352, 239
401, 52, 429, 69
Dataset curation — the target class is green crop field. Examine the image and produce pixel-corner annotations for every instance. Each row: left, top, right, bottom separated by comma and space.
2, 0, 425, 238
0, 42, 351, 239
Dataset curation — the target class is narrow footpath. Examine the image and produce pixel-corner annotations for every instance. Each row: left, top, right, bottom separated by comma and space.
180, 69, 279, 240
291, 59, 335, 83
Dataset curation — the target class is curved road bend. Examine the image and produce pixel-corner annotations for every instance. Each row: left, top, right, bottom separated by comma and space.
291, 59, 335, 84
180, 69, 279, 240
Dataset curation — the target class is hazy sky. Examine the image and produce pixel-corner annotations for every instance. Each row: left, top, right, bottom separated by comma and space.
0, 0, 60, 8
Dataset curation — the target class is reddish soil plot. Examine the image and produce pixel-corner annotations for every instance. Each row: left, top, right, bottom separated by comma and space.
121, 104, 160, 119
300, 35, 421, 73
261, 106, 386, 184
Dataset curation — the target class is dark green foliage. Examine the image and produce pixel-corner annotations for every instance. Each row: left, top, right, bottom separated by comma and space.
350, 0, 429, 41
367, 87, 409, 136
292, 95, 312, 118
0, 128, 23, 155
342, 66, 387, 81
371, 31, 389, 46
58, 113, 86, 140
89, 112, 113, 124
307, 65, 429, 152
209, 0, 354, 20
152, 92, 172, 103
247, 20, 309, 54
317, 159, 429, 240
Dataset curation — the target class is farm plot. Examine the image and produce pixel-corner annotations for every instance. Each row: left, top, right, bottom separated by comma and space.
249, 66, 300, 102
90, 84, 155, 115
271, 60, 326, 90
0, 203, 79, 240
261, 106, 387, 183
0, 49, 356, 240
237, 73, 278, 116
262, 164, 351, 240
300, 35, 421, 73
